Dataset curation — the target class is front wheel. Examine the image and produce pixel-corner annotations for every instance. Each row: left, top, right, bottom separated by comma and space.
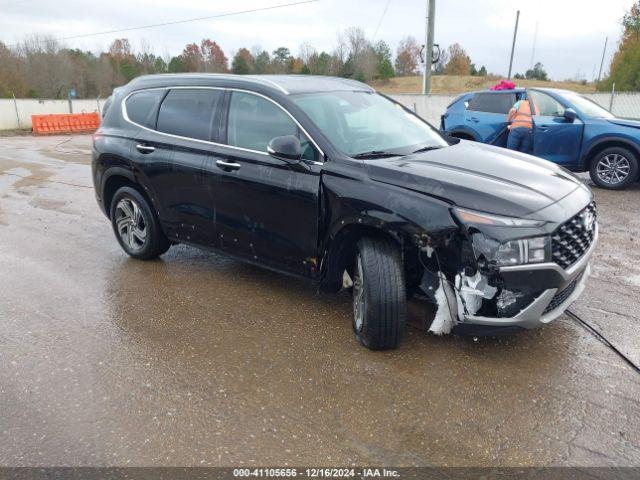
352, 237, 406, 350
589, 147, 639, 190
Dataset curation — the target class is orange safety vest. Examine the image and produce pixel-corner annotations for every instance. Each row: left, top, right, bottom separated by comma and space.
508, 100, 536, 130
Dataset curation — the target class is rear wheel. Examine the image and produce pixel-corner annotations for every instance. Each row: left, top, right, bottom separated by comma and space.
589, 146, 638, 190
352, 237, 406, 350
110, 186, 170, 260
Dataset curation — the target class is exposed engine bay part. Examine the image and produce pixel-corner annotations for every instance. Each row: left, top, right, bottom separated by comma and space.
428, 272, 458, 335
454, 271, 498, 317
496, 289, 523, 310
342, 269, 354, 289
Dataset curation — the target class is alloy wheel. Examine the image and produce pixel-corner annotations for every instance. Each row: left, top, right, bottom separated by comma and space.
353, 254, 365, 332
115, 198, 147, 252
596, 153, 631, 185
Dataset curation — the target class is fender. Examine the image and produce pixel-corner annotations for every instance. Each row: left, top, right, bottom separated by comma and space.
318, 172, 459, 292
99, 161, 163, 218
580, 135, 640, 170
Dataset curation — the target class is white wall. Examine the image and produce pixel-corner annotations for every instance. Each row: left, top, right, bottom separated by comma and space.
1, 92, 639, 131
389, 94, 456, 125
0, 98, 102, 130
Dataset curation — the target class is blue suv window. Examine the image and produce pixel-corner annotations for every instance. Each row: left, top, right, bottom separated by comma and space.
469, 93, 516, 114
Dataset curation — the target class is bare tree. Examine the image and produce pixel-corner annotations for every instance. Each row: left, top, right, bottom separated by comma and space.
299, 41, 316, 66
394, 36, 420, 76
444, 43, 471, 75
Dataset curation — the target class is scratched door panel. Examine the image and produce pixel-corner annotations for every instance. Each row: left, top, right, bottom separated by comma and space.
204, 148, 321, 277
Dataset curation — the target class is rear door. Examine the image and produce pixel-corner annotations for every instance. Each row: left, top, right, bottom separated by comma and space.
203, 90, 322, 277
151, 87, 224, 243
528, 90, 583, 168
126, 88, 177, 219
466, 92, 517, 146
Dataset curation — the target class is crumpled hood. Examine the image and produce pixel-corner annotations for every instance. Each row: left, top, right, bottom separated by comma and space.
607, 118, 640, 129
365, 141, 585, 218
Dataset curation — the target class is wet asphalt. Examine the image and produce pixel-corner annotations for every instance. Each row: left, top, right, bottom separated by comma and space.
0, 135, 638, 467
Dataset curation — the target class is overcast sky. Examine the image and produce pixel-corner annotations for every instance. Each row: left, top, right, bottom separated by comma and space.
0, 0, 631, 80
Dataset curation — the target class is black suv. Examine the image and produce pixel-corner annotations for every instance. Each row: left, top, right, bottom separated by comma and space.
92, 74, 597, 350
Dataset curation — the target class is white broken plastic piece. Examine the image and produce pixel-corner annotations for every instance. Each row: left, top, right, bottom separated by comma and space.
455, 271, 498, 318
429, 272, 458, 335
342, 269, 354, 289
496, 289, 521, 309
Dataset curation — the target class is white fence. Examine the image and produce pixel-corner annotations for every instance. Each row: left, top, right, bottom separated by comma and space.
585, 92, 640, 119
0, 91, 638, 131
0, 98, 103, 131
389, 92, 640, 125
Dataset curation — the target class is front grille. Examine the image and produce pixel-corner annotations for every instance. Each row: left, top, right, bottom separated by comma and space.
543, 272, 582, 314
551, 202, 597, 270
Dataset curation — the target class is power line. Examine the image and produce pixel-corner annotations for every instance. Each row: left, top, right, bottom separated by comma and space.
372, 0, 392, 42
6, 0, 319, 48
0, 0, 34, 6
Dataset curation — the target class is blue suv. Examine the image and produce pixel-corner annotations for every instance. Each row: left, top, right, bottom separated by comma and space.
441, 87, 640, 189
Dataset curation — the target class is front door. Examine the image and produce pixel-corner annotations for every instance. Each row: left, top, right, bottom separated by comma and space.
203, 90, 322, 277
528, 90, 584, 168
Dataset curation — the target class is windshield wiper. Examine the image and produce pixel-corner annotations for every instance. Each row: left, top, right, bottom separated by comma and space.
411, 145, 445, 154
351, 150, 401, 159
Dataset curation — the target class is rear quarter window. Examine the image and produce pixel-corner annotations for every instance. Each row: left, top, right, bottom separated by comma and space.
125, 90, 165, 128
468, 93, 516, 114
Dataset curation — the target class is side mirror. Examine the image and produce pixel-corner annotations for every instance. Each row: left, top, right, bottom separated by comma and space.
267, 135, 302, 162
563, 108, 577, 122
444, 134, 461, 145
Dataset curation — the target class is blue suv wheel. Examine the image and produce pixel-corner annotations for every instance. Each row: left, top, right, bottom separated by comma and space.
589, 146, 639, 190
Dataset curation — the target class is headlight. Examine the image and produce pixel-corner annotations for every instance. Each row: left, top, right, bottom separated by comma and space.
455, 208, 551, 267
495, 236, 550, 266
454, 207, 546, 228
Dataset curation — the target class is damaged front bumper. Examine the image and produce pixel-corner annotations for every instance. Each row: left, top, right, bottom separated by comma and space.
458, 226, 598, 331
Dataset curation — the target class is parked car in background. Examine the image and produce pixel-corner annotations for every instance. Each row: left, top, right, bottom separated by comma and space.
441, 87, 640, 190
93, 74, 596, 350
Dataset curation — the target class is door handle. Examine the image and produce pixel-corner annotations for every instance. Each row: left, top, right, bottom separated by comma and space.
538, 126, 549, 132
216, 159, 241, 171
136, 144, 155, 154
468, 117, 479, 123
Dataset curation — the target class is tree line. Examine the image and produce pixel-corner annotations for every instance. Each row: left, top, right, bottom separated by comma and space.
0, 28, 487, 99
599, 0, 640, 91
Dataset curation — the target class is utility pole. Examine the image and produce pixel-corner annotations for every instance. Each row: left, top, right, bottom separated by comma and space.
597, 36, 608, 83
507, 10, 520, 79
422, 0, 436, 95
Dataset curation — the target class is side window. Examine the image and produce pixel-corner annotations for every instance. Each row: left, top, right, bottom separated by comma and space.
227, 91, 317, 161
469, 93, 516, 114
157, 89, 223, 141
528, 91, 565, 117
125, 90, 164, 128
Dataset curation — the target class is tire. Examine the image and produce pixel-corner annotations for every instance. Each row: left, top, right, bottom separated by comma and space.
351, 237, 406, 350
589, 146, 639, 190
109, 186, 170, 260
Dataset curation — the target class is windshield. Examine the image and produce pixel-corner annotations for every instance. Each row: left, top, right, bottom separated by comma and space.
291, 91, 448, 156
561, 92, 615, 118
